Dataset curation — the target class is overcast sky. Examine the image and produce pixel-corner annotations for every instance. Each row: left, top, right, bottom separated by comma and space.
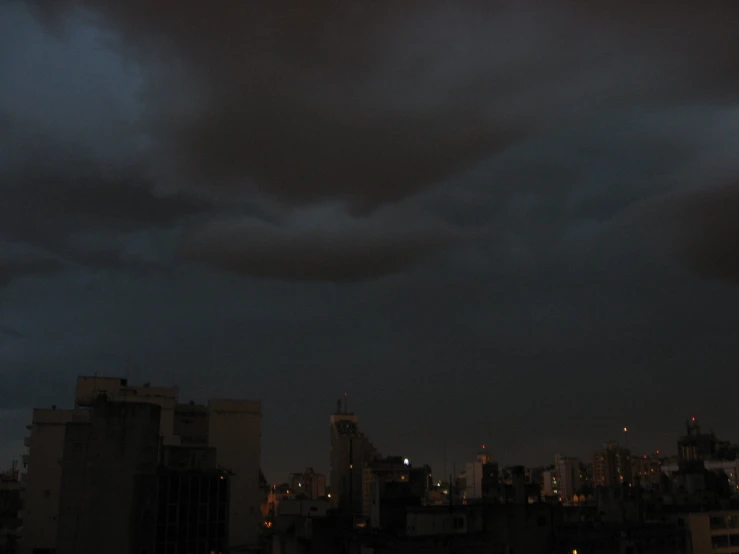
1, 1, 739, 481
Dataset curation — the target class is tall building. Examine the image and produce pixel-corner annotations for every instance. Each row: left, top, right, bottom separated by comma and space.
464, 447, 499, 501
593, 442, 632, 488
22, 406, 90, 554
54, 397, 230, 554
329, 399, 378, 516
362, 456, 411, 525
289, 468, 326, 500
678, 418, 719, 464
55, 399, 162, 554
579, 461, 594, 491
542, 469, 559, 498
632, 455, 662, 488
21, 376, 261, 553
554, 454, 581, 501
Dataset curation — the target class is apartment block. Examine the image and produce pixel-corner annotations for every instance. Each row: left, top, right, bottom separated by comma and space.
21, 376, 261, 553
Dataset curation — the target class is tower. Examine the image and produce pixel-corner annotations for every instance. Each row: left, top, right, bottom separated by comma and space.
329, 397, 378, 516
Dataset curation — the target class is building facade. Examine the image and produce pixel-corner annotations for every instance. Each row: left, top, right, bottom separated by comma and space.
554, 454, 581, 501
21, 407, 90, 554
464, 448, 499, 501
22, 376, 261, 553
329, 403, 378, 516
593, 441, 632, 488
55, 400, 162, 554
289, 468, 326, 500
686, 510, 739, 553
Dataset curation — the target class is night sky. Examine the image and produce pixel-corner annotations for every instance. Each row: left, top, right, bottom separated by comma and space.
1, 1, 739, 482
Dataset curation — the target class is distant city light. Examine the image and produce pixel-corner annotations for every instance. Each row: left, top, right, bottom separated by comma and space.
482, 444, 486, 449
623, 427, 628, 432
403, 458, 410, 466
327, 493, 332, 498
691, 417, 696, 422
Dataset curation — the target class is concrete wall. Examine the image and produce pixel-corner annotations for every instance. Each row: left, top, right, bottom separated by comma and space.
208, 398, 262, 550
687, 511, 739, 554
55, 401, 161, 554
74, 376, 125, 406
174, 404, 210, 446
20, 408, 89, 554
75, 376, 179, 446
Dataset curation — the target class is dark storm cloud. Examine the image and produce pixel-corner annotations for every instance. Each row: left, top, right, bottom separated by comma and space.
0, 325, 24, 339
28, 0, 739, 211
0, 112, 212, 277
0, 257, 66, 288
3, 0, 739, 477
623, 182, 739, 284
181, 206, 462, 283
0, 124, 211, 238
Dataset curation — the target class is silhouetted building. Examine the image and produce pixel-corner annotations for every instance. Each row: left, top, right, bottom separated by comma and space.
148, 456, 229, 554
542, 468, 559, 498
679, 418, 719, 464
329, 399, 378, 516
362, 456, 412, 527
289, 468, 326, 500
0, 468, 21, 553
21, 406, 90, 554
555, 453, 581, 502
593, 441, 632, 488
464, 447, 499, 501
632, 454, 662, 489
22, 376, 261, 553
55, 399, 162, 554
54, 399, 230, 554
408, 464, 433, 502
579, 461, 594, 492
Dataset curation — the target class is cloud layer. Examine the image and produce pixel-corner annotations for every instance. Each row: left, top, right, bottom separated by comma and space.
1, 0, 739, 477
182, 205, 463, 282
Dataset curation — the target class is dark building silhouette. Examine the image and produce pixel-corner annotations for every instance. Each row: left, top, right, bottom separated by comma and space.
54, 398, 229, 554
147, 462, 229, 554
22, 376, 261, 553
593, 441, 632, 488
329, 400, 378, 516
679, 418, 719, 464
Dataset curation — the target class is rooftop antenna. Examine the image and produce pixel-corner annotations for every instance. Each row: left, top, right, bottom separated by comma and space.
623, 425, 629, 451
443, 444, 447, 481
343, 392, 348, 414
335, 398, 341, 414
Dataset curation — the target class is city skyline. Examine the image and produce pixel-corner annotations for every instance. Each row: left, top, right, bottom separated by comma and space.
2, 1, 739, 484
2, 375, 729, 484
